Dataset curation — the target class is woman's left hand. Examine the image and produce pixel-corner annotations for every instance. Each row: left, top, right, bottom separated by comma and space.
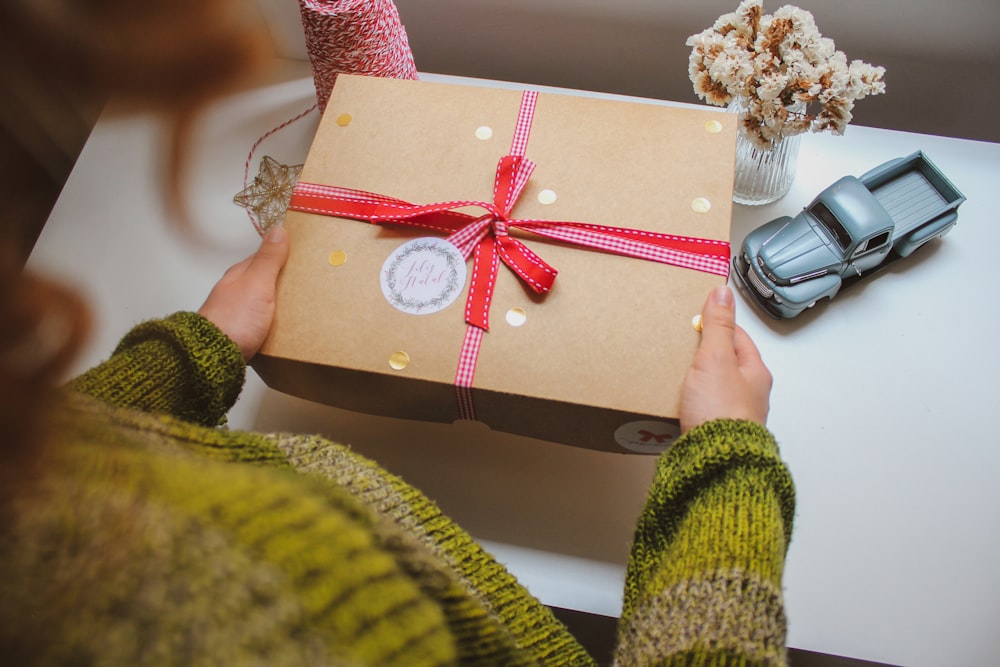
198, 225, 290, 361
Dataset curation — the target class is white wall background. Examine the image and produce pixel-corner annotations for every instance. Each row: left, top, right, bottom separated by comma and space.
259, 0, 1000, 143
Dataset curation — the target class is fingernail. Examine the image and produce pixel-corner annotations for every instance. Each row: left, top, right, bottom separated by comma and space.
266, 225, 287, 243
711, 285, 733, 306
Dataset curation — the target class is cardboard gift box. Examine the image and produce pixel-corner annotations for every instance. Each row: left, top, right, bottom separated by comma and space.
254, 74, 737, 454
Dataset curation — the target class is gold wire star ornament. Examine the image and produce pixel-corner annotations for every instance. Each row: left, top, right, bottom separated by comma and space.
233, 156, 304, 235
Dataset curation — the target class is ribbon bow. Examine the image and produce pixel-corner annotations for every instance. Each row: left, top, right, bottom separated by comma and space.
290, 152, 555, 330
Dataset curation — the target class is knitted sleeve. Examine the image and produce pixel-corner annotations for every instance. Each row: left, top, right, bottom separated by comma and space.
268, 432, 598, 667
68, 312, 245, 426
614, 419, 795, 667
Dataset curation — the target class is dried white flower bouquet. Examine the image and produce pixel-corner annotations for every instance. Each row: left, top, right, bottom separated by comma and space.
687, 0, 886, 150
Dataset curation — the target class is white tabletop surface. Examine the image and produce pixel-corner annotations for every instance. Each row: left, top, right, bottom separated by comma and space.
29, 59, 1000, 667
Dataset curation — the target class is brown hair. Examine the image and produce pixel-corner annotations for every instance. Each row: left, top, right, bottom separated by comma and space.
0, 0, 269, 497
0, 262, 91, 500
0, 0, 268, 108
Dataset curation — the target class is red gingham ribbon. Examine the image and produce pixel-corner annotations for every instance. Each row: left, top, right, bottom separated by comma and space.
288, 90, 730, 419
455, 326, 485, 418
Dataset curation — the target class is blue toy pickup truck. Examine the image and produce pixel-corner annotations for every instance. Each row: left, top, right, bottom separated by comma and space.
734, 151, 966, 319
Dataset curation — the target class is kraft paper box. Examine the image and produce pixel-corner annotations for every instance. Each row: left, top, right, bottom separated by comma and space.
254, 74, 737, 454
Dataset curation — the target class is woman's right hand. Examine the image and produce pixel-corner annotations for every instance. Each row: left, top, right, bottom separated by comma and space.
679, 286, 773, 433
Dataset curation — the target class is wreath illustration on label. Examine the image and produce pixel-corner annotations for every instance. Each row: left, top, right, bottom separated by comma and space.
380, 237, 467, 315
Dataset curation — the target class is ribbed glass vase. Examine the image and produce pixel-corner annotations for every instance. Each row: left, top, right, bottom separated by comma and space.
729, 98, 803, 206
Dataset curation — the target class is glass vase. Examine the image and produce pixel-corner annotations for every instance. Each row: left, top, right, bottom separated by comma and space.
729, 99, 803, 206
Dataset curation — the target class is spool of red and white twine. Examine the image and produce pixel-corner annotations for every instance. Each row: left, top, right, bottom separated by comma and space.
299, 0, 419, 112
237, 1, 419, 234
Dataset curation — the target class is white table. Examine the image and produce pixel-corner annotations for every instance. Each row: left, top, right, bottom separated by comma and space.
29, 59, 1000, 667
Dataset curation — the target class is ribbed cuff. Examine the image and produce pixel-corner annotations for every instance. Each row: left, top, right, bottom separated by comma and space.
657, 419, 794, 537
69, 312, 245, 426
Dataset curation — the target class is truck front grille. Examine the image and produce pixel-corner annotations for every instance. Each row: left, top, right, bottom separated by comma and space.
747, 266, 774, 299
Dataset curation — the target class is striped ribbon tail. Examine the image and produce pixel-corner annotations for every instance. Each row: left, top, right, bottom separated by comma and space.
454, 325, 485, 420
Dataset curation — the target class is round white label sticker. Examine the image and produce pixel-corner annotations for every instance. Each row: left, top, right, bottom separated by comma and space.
614, 420, 681, 454
380, 237, 467, 315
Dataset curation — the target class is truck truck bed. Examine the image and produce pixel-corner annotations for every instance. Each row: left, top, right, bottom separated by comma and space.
861, 151, 965, 238
871, 170, 949, 236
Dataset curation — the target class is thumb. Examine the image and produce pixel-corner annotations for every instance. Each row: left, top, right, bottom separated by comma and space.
246, 225, 289, 283
698, 285, 737, 356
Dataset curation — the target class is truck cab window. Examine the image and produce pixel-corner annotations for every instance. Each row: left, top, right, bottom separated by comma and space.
855, 230, 891, 256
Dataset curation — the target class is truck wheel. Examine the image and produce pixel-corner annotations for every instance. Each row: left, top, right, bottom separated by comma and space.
807, 301, 817, 308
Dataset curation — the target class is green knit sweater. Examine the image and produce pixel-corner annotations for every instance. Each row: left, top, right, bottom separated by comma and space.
0, 312, 795, 666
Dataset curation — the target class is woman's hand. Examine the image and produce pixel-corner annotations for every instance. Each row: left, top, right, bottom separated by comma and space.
680, 286, 773, 432
198, 225, 290, 362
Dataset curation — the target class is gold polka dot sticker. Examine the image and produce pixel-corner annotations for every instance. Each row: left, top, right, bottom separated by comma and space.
537, 189, 557, 205
705, 120, 723, 134
388, 351, 410, 371
475, 126, 493, 140
692, 198, 712, 213
336, 113, 353, 127
691, 314, 703, 332
328, 250, 347, 267
506, 307, 527, 327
